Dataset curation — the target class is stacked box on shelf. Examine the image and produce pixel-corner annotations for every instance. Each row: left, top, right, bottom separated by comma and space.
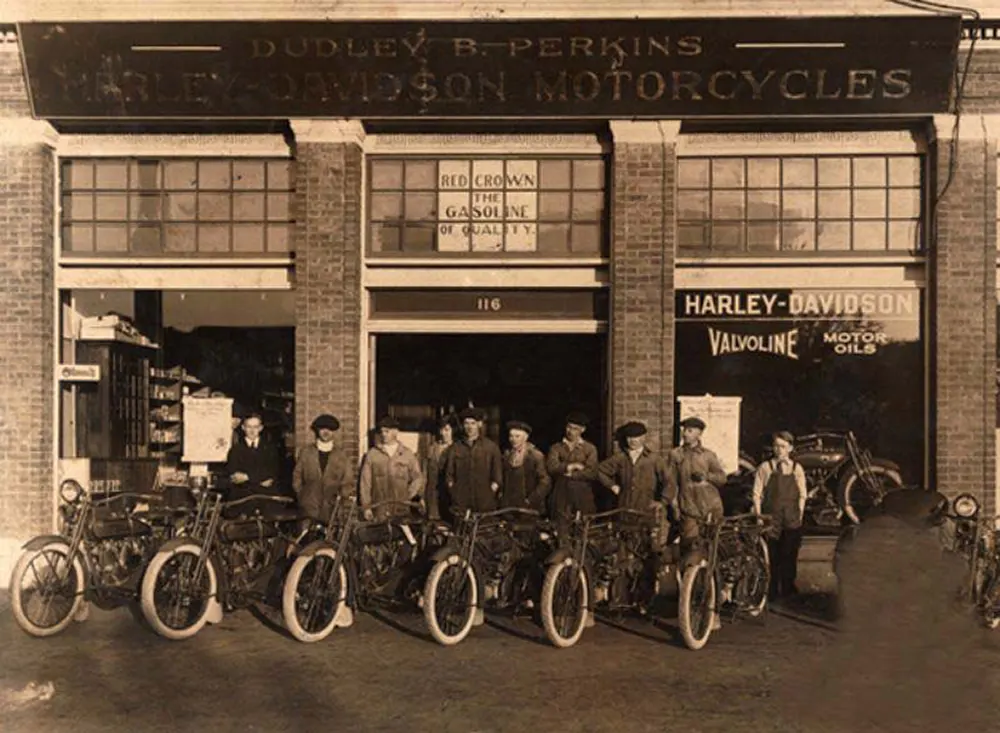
149, 366, 204, 460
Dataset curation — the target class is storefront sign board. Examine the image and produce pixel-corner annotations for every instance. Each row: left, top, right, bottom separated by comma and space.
58, 364, 101, 382
370, 288, 608, 320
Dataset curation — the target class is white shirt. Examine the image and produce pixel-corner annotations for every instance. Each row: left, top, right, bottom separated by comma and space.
627, 447, 644, 465
246, 438, 259, 449
382, 441, 400, 457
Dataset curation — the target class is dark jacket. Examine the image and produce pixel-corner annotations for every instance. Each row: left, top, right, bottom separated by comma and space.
666, 443, 727, 518
225, 438, 280, 502
292, 444, 351, 523
597, 447, 673, 512
501, 443, 551, 513
445, 437, 503, 514
424, 441, 454, 520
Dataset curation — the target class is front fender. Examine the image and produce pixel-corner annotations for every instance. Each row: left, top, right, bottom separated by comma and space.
151, 537, 228, 600
293, 539, 359, 609
545, 547, 575, 566
21, 534, 71, 552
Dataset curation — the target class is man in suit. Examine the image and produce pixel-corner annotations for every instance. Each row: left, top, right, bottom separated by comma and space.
225, 412, 281, 514
292, 413, 351, 525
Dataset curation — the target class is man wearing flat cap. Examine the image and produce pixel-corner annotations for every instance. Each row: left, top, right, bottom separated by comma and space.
598, 421, 672, 518
500, 420, 551, 513
293, 414, 351, 525
547, 411, 599, 523
360, 416, 425, 521
668, 416, 728, 557
444, 407, 503, 516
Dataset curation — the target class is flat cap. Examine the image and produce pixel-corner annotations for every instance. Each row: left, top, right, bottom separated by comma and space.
310, 414, 340, 431
506, 420, 533, 434
679, 416, 707, 431
376, 415, 401, 429
565, 411, 589, 427
620, 421, 648, 438
459, 407, 487, 422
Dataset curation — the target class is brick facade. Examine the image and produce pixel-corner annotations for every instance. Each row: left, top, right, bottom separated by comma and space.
932, 115, 999, 513
292, 123, 365, 478
608, 122, 678, 453
0, 47, 56, 578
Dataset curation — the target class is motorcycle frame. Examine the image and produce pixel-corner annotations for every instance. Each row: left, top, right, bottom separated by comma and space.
691, 513, 772, 621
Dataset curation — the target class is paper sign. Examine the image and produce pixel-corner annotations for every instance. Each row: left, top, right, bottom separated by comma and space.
677, 394, 743, 476
182, 397, 234, 463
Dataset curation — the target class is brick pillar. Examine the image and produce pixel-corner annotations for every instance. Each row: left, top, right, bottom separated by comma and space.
290, 120, 365, 477
608, 121, 680, 453
0, 105, 57, 578
932, 114, 999, 514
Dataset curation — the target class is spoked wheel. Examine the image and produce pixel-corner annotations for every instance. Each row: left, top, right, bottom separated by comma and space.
141, 543, 217, 641
840, 465, 903, 524
282, 548, 350, 643
10, 542, 85, 637
678, 562, 717, 651
423, 555, 478, 646
740, 539, 770, 618
540, 560, 589, 648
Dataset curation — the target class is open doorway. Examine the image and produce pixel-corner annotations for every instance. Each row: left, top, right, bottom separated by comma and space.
374, 334, 607, 455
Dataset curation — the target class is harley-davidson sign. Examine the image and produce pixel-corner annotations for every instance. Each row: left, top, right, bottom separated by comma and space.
16, 16, 959, 119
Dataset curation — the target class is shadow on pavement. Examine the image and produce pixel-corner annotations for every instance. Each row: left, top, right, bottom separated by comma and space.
366, 606, 436, 644
483, 614, 552, 647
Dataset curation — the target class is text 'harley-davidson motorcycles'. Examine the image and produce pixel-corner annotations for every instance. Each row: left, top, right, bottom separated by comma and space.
9, 479, 193, 637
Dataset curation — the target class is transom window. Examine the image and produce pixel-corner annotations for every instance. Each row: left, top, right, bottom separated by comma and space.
60, 158, 295, 256
368, 157, 607, 257
677, 155, 924, 254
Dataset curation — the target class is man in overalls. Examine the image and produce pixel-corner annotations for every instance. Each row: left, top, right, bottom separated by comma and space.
752, 430, 808, 600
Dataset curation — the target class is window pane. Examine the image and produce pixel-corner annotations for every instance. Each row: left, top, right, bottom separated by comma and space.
165, 193, 197, 220
678, 224, 707, 250
268, 160, 293, 190
130, 194, 162, 222
782, 222, 815, 251
472, 160, 504, 189
818, 221, 850, 250
199, 161, 232, 190
163, 161, 198, 189
438, 192, 469, 221
782, 190, 815, 219
95, 161, 128, 189
853, 158, 886, 187
508, 160, 539, 189
129, 224, 162, 253
505, 192, 535, 221
197, 193, 231, 221
95, 194, 128, 221
471, 227, 503, 252
266, 193, 291, 222
95, 224, 128, 251
438, 160, 469, 189
437, 223, 468, 252
853, 221, 887, 250
63, 161, 93, 190
678, 191, 709, 219
402, 225, 435, 252
817, 158, 850, 188
233, 224, 265, 252
711, 223, 744, 250
233, 161, 266, 189
572, 192, 604, 220
853, 190, 886, 219
573, 159, 604, 189
63, 194, 94, 220
371, 160, 403, 189
539, 160, 571, 189
711, 159, 744, 188
889, 189, 921, 219
747, 190, 779, 220
405, 160, 437, 190
506, 223, 537, 252
405, 193, 436, 221
571, 224, 601, 253
371, 193, 403, 221
198, 225, 231, 252
678, 159, 709, 188
63, 225, 94, 252
818, 190, 850, 219
233, 193, 265, 221
712, 190, 744, 220
539, 192, 570, 220
129, 161, 160, 191
747, 223, 778, 251
783, 159, 815, 187
889, 157, 920, 187
889, 221, 920, 250
747, 158, 780, 188
538, 223, 570, 253
267, 224, 291, 253
164, 224, 197, 252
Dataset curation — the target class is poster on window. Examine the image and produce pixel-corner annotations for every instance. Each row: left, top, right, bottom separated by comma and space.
182, 397, 234, 464
675, 288, 924, 485
677, 395, 742, 475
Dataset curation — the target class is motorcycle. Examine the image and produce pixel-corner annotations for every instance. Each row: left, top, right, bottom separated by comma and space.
282, 497, 447, 643
422, 507, 554, 646
676, 512, 772, 651
9, 479, 191, 637
939, 492, 1000, 629
540, 507, 674, 648
139, 490, 300, 640
736, 430, 904, 526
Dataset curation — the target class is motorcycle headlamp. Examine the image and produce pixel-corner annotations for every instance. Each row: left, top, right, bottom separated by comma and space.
59, 479, 84, 504
953, 493, 980, 519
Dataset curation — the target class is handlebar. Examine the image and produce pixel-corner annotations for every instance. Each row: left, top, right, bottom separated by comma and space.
362, 499, 423, 512
90, 492, 167, 507
466, 507, 541, 521
222, 494, 295, 509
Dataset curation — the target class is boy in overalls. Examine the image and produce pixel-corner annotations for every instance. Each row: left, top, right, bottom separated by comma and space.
752, 430, 808, 600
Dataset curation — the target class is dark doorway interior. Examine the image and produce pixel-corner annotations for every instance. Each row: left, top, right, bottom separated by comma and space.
375, 334, 606, 454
